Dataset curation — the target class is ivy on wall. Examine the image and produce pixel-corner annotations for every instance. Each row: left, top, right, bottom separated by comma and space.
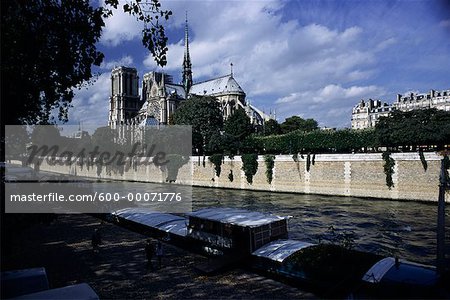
264, 154, 275, 184
164, 154, 190, 183
419, 150, 427, 171
242, 153, 258, 184
382, 151, 395, 189
306, 153, 311, 172
443, 154, 450, 183
208, 154, 223, 177
228, 169, 234, 182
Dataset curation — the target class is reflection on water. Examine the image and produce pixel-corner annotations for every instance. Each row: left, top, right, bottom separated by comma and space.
98, 182, 449, 266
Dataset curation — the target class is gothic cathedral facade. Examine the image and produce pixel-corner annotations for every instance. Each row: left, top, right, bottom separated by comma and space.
109, 16, 271, 128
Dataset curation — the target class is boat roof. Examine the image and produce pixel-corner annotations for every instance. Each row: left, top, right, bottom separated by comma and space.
252, 239, 315, 262
362, 257, 438, 286
14, 283, 98, 300
113, 208, 187, 237
187, 207, 288, 228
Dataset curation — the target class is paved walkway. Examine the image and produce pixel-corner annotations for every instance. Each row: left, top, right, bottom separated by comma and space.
3, 214, 316, 299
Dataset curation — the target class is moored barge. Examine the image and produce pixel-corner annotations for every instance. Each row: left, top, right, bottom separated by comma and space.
108, 207, 447, 297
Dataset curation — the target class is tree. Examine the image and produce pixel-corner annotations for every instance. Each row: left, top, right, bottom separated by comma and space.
5, 126, 29, 161
108, 0, 172, 67
222, 108, 253, 155
281, 116, 318, 134
172, 96, 223, 154
1, 0, 171, 125
91, 126, 117, 153
375, 108, 450, 150
224, 108, 253, 139
31, 125, 61, 147
264, 119, 281, 136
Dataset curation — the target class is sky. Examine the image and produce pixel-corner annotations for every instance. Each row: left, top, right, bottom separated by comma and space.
69, 0, 450, 128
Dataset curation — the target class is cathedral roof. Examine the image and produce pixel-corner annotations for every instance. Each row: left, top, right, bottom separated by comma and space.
139, 116, 159, 126
190, 75, 245, 96
165, 83, 186, 98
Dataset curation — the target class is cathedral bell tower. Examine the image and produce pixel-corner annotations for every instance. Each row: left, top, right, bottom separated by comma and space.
182, 12, 193, 96
109, 66, 140, 127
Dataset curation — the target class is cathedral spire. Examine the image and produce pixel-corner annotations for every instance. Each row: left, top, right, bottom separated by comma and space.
182, 11, 193, 96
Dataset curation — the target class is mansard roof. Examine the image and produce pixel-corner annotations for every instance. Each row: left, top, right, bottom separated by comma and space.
190, 74, 245, 96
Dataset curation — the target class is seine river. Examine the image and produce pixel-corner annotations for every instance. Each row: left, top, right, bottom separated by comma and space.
95, 182, 449, 266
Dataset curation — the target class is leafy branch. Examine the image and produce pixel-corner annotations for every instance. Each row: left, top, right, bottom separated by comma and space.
105, 0, 172, 66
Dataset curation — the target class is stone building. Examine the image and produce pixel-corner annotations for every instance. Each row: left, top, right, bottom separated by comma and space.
351, 99, 393, 129
109, 17, 271, 128
351, 89, 450, 129
108, 66, 141, 126
393, 89, 450, 112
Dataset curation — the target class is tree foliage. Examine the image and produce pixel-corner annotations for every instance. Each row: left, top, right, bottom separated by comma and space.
172, 96, 223, 154
2, 1, 105, 124
264, 119, 281, 136
108, 0, 172, 67
281, 116, 318, 134
222, 108, 253, 155
1, 0, 171, 125
375, 108, 450, 150
91, 126, 117, 151
224, 108, 252, 139
5, 126, 29, 160
258, 129, 376, 154
31, 125, 61, 147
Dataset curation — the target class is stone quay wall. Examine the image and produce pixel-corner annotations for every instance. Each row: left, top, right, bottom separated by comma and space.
37, 152, 444, 202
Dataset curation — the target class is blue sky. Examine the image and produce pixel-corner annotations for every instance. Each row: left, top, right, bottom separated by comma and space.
69, 0, 450, 128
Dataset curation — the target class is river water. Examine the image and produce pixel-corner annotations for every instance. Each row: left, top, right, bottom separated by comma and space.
94, 182, 449, 266
191, 187, 450, 266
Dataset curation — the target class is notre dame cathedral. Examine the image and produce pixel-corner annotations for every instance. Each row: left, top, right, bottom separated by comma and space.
108, 17, 272, 128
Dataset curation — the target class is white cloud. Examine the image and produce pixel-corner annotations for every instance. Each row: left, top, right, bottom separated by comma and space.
138, 1, 385, 127
143, 40, 184, 72
99, 2, 141, 47
375, 37, 397, 51
100, 55, 134, 70
69, 74, 111, 126
275, 84, 385, 127
76, 0, 449, 129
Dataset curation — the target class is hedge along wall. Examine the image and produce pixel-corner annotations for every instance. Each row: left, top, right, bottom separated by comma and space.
257, 129, 377, 154
37, 152, 445, 202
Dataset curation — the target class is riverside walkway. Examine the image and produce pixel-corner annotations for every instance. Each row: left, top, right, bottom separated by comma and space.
2, 214, 316, 299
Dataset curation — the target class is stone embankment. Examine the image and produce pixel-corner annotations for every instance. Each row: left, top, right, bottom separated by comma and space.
37, 152, 444, 202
